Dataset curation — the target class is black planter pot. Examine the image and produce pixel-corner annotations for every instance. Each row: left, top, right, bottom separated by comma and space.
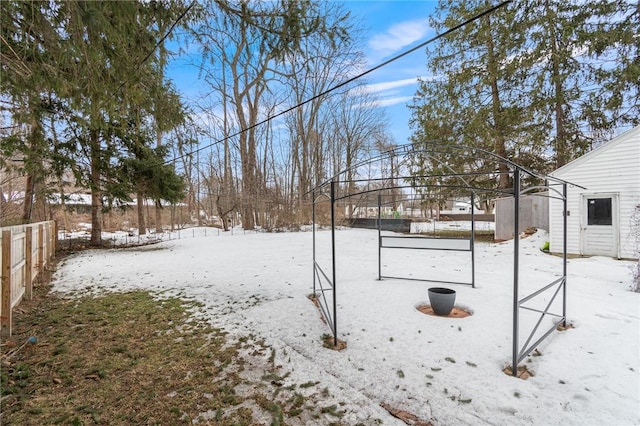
428, 287, 456, 316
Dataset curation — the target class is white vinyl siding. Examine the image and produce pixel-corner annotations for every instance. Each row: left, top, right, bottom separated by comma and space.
549, 126, 640, 259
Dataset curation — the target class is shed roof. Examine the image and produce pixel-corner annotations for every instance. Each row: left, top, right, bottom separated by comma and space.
551, 125, 640, 178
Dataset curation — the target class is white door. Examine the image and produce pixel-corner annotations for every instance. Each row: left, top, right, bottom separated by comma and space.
580, 193, 619, 257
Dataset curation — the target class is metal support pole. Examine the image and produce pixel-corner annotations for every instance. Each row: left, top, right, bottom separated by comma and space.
562, 182, 568, 327
312, 190, 317, 294
471, 192, 475, 288
512, 168, 521, 377
378, 192, 382, 280
330, 180, 338, 347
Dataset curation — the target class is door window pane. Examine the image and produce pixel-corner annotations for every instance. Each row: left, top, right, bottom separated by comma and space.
587, 198, 612, 225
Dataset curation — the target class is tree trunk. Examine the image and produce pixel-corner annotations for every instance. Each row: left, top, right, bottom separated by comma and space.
238, 119, 256, 230
155, 127, 163, 233
21, 116, 43, 223
552, 47, 567, 168
137, 192, 146, 235
89, 128, 102, 246
546, 0, 567, 168
1, 190, 7, 224
485, 15, 510, 189
32, 178, 46, 222
21, 175, 34, 223
155, 200, 162, 233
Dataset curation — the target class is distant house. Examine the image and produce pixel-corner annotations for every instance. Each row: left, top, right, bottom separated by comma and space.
346, 201, 403, 219
48, 192, 93, 214
548, 126, 640, 259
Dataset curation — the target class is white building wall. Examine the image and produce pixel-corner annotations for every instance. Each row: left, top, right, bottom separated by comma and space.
549, 126, 640, 259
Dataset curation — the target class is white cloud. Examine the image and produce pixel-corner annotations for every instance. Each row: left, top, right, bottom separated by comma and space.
358, 77, 439, 109
371, 95, 414, 108
364, 78, 420, 93
358, 95, 414, 109
368, 19, 430, 57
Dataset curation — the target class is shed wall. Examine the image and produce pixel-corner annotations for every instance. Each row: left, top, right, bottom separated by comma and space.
495, 194, 549, 241
549, 128, 640, 259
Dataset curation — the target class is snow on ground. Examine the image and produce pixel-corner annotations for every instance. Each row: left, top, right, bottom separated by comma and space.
51, 227, 639, 425
58, 219, 494, 248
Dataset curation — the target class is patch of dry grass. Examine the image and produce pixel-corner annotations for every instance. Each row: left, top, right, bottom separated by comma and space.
0, 286, 359, 425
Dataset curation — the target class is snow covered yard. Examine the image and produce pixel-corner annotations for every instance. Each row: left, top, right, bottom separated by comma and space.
52, 227, 639, 425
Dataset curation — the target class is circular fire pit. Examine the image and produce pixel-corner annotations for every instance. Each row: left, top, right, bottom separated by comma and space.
416, 304, 472, 318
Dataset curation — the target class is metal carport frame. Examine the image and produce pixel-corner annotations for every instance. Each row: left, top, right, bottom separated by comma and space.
311, 142, 580, 375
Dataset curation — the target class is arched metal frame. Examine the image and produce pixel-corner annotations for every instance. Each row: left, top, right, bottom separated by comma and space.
311, 143, 580, 375
376, 191, 476, 287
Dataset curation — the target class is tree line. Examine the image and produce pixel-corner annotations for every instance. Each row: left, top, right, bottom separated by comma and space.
409, 0, 638, 208
1, 1, 192, 243
1, 1, 637, 239
1, 0, 388, 241
0, 0, 390, 238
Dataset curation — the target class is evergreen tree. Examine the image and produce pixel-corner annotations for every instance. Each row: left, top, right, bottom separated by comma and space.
410, 0, 636, 198
55, 1, 188, 244
409, 0, 538, 209
0, 1, 65, 223
581, 0, 639, 132
121, 129, 185, 233
514, 0, 596, 168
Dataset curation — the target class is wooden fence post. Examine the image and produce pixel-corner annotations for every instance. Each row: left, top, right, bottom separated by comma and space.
25, 226, 33, 300
37, 223, 44, 283
1, 230, 12, 336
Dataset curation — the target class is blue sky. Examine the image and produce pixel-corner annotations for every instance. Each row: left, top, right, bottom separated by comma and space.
347, 1, 437, 143
169, 1, 438, 145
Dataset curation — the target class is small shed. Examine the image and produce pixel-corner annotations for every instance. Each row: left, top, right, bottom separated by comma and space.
549, 126, 640, 259
495, 193, 549, 242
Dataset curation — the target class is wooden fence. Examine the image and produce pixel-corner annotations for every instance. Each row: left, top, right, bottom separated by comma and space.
1, 221, 56, 336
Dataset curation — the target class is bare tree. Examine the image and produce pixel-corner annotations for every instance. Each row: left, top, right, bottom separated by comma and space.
191, 0, 352, 229
328, 87, 388, 192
